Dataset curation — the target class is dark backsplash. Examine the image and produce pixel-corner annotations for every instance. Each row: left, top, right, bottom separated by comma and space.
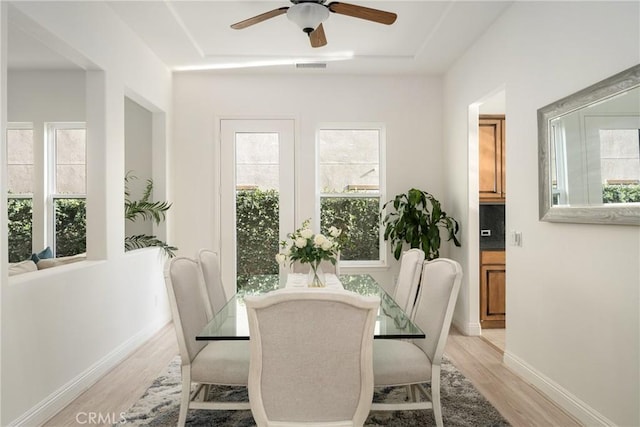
479, 204, 505, 249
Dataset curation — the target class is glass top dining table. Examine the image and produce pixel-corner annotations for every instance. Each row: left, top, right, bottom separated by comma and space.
196, 274, 425, 341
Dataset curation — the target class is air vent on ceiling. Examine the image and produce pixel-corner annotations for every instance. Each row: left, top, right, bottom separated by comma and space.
295, 62, 327, 69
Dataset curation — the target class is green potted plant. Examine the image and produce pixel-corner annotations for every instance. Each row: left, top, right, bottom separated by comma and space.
124, 173, 177, 257
381, 188, 461, 260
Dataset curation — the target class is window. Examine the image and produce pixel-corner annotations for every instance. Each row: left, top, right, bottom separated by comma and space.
7, 124, 34, 262
317, 126, 385, 264
550, 123, 568, 205
48, 123, 87, 257
599, 129, 640, 203
6, 122, 87, 263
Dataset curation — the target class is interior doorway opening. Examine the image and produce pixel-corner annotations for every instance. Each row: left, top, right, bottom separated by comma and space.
472, 89, 506, 353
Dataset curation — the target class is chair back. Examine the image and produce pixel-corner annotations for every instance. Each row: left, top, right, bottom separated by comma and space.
412, 258, 463, 366
164, 257, 211, 365
197, 249, 227, 317
245, 289, 379, 426
392, 248, 425, 316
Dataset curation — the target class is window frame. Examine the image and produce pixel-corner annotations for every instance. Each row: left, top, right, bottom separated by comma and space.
7, 123, 35, 262
46, 122, 87, 256
315, 123, 387, 268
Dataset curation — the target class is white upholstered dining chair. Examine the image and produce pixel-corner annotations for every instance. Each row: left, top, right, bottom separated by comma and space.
392, 248, 425, 317
245, 288, 380, 427
196, 248, 228, 318
164, 257, 250, 426
371, 258, 463, 427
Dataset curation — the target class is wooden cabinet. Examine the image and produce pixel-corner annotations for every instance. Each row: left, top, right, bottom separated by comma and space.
479, 115, 506, 202
480, 250, 505, 328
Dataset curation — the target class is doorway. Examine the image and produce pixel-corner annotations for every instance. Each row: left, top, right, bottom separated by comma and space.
476, 91, 506, 353
219, 119, 295, 292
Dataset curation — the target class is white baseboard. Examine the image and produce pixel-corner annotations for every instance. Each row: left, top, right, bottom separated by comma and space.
10, 316, 171, 427
452, 317, 482, 336
503, 351, 615, 426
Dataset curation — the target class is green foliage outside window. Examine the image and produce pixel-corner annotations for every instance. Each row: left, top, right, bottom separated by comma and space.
7, 198, 86, 262
236, 189, 280, 289
602, 184, 640, 203
55, 198, 87, 257
8, 198, 33, 263
9, 187, 380, 272
320, 197, 380, 261
236, 189, 380, 290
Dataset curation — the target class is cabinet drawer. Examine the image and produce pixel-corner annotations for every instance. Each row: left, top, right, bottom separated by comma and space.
481, 250, 505, 265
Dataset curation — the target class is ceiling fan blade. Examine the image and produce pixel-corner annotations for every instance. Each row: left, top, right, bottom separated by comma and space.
309, 23, 328, 48
328, 2, 397, 25
230, 7, 289, 30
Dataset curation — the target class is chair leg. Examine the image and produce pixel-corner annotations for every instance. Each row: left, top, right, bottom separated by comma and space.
405, 385, 415, 402
431, 371, 443, 427
178, 367, 192, 427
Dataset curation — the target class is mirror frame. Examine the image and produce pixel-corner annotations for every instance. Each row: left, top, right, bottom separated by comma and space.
538, 64, 640, 226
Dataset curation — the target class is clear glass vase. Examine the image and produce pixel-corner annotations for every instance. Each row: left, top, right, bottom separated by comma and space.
308, 260, 326, 288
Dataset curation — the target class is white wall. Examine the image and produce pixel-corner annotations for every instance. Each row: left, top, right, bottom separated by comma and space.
1, 3, 172, 425
171, 73, 444, 290
3, 250, 169, 425
125, 96, 153, 237
443, 2, 639, 425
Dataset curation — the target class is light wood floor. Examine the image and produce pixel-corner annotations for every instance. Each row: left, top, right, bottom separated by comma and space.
44, 324, 178, 427
45, 324, 581, 427
481, 327, 506, 353
446, 328, 581, 427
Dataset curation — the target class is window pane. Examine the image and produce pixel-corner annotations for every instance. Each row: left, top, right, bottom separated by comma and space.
236, 133, 279, 190
7, 129, 34, 194
55, 198, 86, 257
600, 129, 640, 183
320, 196, 380, 261
8, 198, 33, 262
235, 133, 280, 288
318, 127, 382, 262
600, 129, 640, 203
319, 130, 380, 193
56, 129, 86, 194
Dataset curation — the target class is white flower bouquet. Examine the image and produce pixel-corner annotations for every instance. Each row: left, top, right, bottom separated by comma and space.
275, 219, 345, 285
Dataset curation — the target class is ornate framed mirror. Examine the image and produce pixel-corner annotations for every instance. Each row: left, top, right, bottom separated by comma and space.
538, 64, 640, 225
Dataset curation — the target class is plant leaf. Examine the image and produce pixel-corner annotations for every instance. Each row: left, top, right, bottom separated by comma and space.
124, 234, 177, 257
393, 243, 403, 260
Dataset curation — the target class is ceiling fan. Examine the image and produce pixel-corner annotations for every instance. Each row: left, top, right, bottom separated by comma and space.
230, 1, 397, 48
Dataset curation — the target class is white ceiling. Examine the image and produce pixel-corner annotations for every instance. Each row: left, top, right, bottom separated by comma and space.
8, 1, 513, 74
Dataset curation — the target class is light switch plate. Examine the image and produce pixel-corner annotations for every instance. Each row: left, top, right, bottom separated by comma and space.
510, 231, 522, 247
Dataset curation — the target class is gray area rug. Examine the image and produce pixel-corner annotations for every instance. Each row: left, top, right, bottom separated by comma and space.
117, 356, 509, 426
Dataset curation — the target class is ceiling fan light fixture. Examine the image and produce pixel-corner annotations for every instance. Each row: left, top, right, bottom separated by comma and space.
287, 3, 329, 34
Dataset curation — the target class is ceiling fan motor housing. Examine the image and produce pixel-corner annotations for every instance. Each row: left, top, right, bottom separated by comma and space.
287, 2, 329, 33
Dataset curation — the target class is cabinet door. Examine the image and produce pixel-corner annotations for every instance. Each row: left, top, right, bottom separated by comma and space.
479, 117, 504, 202
480, 262, 506, 328
500, 118, 506, 199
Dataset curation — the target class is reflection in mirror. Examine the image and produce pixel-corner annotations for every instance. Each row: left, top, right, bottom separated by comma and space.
550, 86, 639, 206
538, 64, 640, 225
